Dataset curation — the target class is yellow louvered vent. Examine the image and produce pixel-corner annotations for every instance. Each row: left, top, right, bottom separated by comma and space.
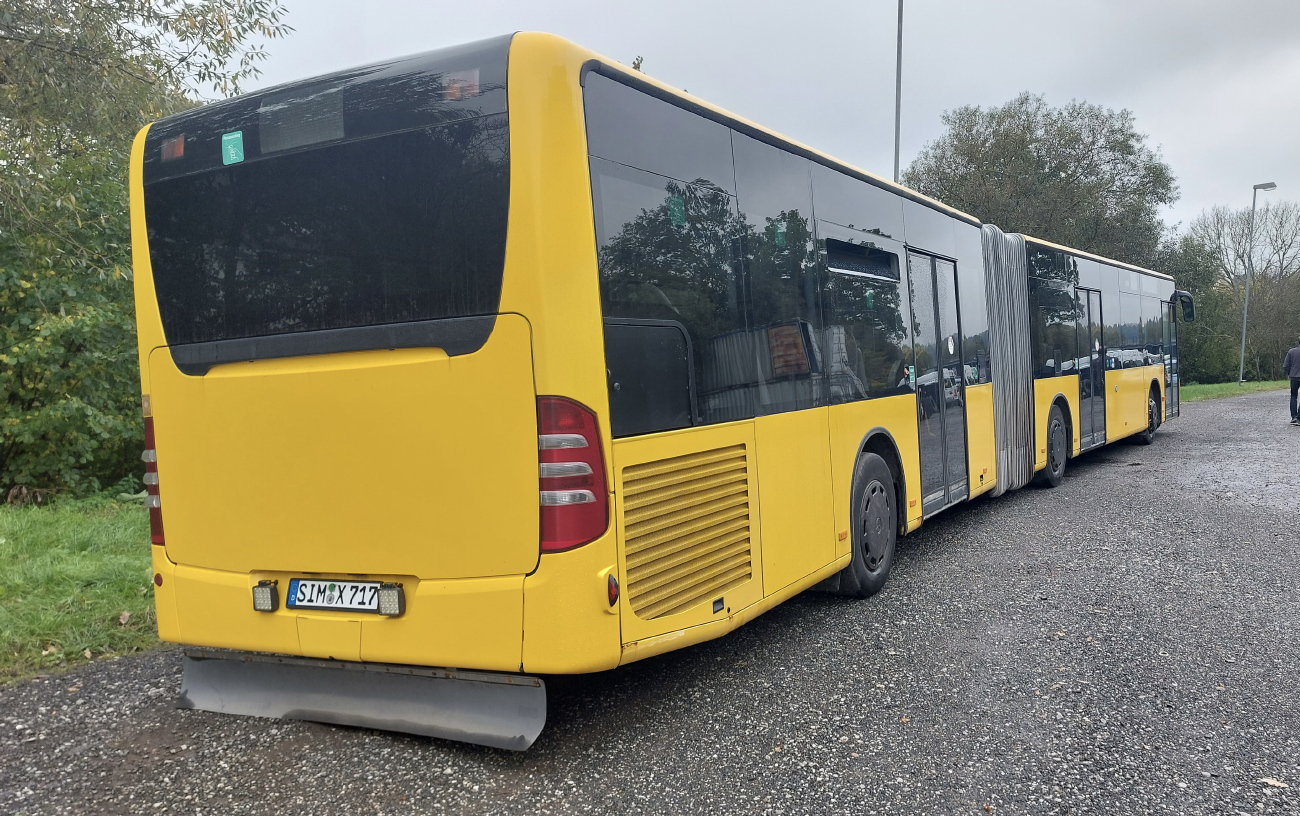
623, 444, 752, 620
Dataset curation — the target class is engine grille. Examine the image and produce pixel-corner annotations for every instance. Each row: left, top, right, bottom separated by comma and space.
622, 444, 753, 620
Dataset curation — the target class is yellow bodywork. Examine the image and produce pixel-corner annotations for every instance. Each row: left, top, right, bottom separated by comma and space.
963, 383, 997, 497
130, 32, 1176, 677
1034, 376, 1082, 469
1104, 365, 1166, 442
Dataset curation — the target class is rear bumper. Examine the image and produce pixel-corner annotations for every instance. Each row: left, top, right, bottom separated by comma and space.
150, 528, 624, 674
153, 548, 525, 672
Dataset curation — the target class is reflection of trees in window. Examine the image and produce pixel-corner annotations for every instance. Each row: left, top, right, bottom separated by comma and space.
823, 251, 911, 400
743, 209, 817, 330
1030, 278, 1080, 378
598, 177, 744, 342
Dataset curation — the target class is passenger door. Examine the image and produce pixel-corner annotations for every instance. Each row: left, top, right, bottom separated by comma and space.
908, 251, 969, 515
1164, 302, 1180, 418
1078, 288, 1107, 447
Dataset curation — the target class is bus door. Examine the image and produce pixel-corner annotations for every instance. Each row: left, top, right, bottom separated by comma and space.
1079, 288, 1107, 448
907, 251, 968, 515
1163, 302, 1180, 418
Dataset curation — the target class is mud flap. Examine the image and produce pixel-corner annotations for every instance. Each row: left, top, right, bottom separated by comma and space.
179, 649, 546, 751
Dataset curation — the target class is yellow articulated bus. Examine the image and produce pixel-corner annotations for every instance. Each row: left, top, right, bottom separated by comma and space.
130, 32, 1194, 749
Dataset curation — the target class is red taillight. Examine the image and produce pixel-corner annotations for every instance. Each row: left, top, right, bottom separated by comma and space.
143, 416, 164, 545
538, 397, 608, 553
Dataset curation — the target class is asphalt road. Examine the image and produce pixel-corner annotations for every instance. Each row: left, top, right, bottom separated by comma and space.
4, 389, 1299, 815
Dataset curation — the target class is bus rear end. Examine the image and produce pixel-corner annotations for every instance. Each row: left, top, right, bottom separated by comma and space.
131, 34, 620, 749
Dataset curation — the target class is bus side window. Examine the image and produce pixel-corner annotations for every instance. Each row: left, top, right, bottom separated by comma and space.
820, 235, 911, 402
603, 319, 695, 437
588, 158, 746, 436
731, 133, 820, 416
1119, 292, 1142, 369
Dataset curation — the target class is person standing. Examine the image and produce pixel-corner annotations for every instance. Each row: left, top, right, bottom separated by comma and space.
1286, 340, 1300, 425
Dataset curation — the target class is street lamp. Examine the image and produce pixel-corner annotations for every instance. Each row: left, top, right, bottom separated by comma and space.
1238, 181, 1278, 384
893, 0, 903, 183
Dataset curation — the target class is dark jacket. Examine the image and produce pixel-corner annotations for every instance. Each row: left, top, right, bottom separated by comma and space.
1286, 346, 1300, 379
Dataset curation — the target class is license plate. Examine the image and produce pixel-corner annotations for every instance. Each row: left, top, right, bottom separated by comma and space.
286, 579, 381, 612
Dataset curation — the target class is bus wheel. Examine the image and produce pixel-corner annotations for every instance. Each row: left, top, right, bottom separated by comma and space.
837, 453, 897, 599
1036, 404, 1067, 487
1136, 390, 1158, 445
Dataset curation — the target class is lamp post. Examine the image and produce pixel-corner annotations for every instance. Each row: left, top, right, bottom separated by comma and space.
893, 0, 903, 183
1238, 181, 1278, 384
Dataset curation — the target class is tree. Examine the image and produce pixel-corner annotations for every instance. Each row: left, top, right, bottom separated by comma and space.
0, 1, 290, 493
902, 92, 1178, 268
1154, 232, 1236, 384
1174, 202, 1300, 381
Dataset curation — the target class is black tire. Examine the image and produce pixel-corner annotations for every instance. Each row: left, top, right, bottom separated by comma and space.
1036, 403, 1068, 487
835, 452, 897, 599
1136, 388, 1158, 445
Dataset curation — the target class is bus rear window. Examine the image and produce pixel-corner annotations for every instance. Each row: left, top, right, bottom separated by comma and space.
144, 116, 509, 346
140, 35, 511, 352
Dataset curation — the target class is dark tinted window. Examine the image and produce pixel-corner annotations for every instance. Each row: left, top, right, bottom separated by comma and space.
1030, 277, 1078, 379
144, 35, 511, 185
954, 223, 989, 384
590, 157, 746, 433
1099, 264, 1121, 370
821, 226, 912, 401
1027, 245, 1073, 283
810, 164, 904, 240
583, 73, 735, 194
145, 114, 509, 346
1141, 296, 1164, 365
1119, 292, 1143, 368
732, 133, 821, 415
604, 320, 694, 436
902, 200, 955, 257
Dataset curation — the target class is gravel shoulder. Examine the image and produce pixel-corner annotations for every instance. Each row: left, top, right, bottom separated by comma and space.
3, 390, 1299, 815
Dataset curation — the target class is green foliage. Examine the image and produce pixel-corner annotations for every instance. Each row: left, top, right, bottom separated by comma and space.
902, 92, 1178, 267
0, 147, 142, 491
0, 1, 290, 492
0, 496, 155, 682
1179, 380, 1289, 403
1153, 232, 1238, 385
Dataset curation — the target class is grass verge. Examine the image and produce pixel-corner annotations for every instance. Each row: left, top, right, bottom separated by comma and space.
0, 496, 157, 683
1180, 380, 1290, 403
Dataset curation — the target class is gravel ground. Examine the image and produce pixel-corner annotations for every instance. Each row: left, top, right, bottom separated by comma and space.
3, 389, 1298, 815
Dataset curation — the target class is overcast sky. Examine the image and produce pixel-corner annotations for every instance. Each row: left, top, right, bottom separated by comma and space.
247, 0, 1300, 232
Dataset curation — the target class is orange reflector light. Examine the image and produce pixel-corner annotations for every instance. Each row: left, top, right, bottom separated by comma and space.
161, 134, 185, 162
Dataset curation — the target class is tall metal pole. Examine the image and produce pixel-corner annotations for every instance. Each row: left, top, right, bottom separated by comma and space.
1238, 188, 1260, 384
893, 0, 904, 183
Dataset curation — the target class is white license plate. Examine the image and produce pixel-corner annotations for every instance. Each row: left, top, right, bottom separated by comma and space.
287, 579, 381, 612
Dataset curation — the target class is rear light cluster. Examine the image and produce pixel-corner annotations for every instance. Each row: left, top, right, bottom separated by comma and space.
537, 397, 608, 553
143, 413, 164, 545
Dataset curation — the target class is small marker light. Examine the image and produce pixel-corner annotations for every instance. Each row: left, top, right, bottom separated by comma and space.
376, 583, 405, 617
607, 573, 619, 607
252, 580, 278, 612
154, 573, 163, 587
161, 134, 185, 162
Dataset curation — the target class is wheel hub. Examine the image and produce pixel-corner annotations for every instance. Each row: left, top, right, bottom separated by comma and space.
860, 480, 889, 571
1049, 420, 1066, 473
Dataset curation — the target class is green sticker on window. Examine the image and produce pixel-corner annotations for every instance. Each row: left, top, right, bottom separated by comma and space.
668, 195, 686, 225
865, 289, 875, 309
774, 222, 787, 247
908, 365, 916, 383
221, 131, 244, 165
